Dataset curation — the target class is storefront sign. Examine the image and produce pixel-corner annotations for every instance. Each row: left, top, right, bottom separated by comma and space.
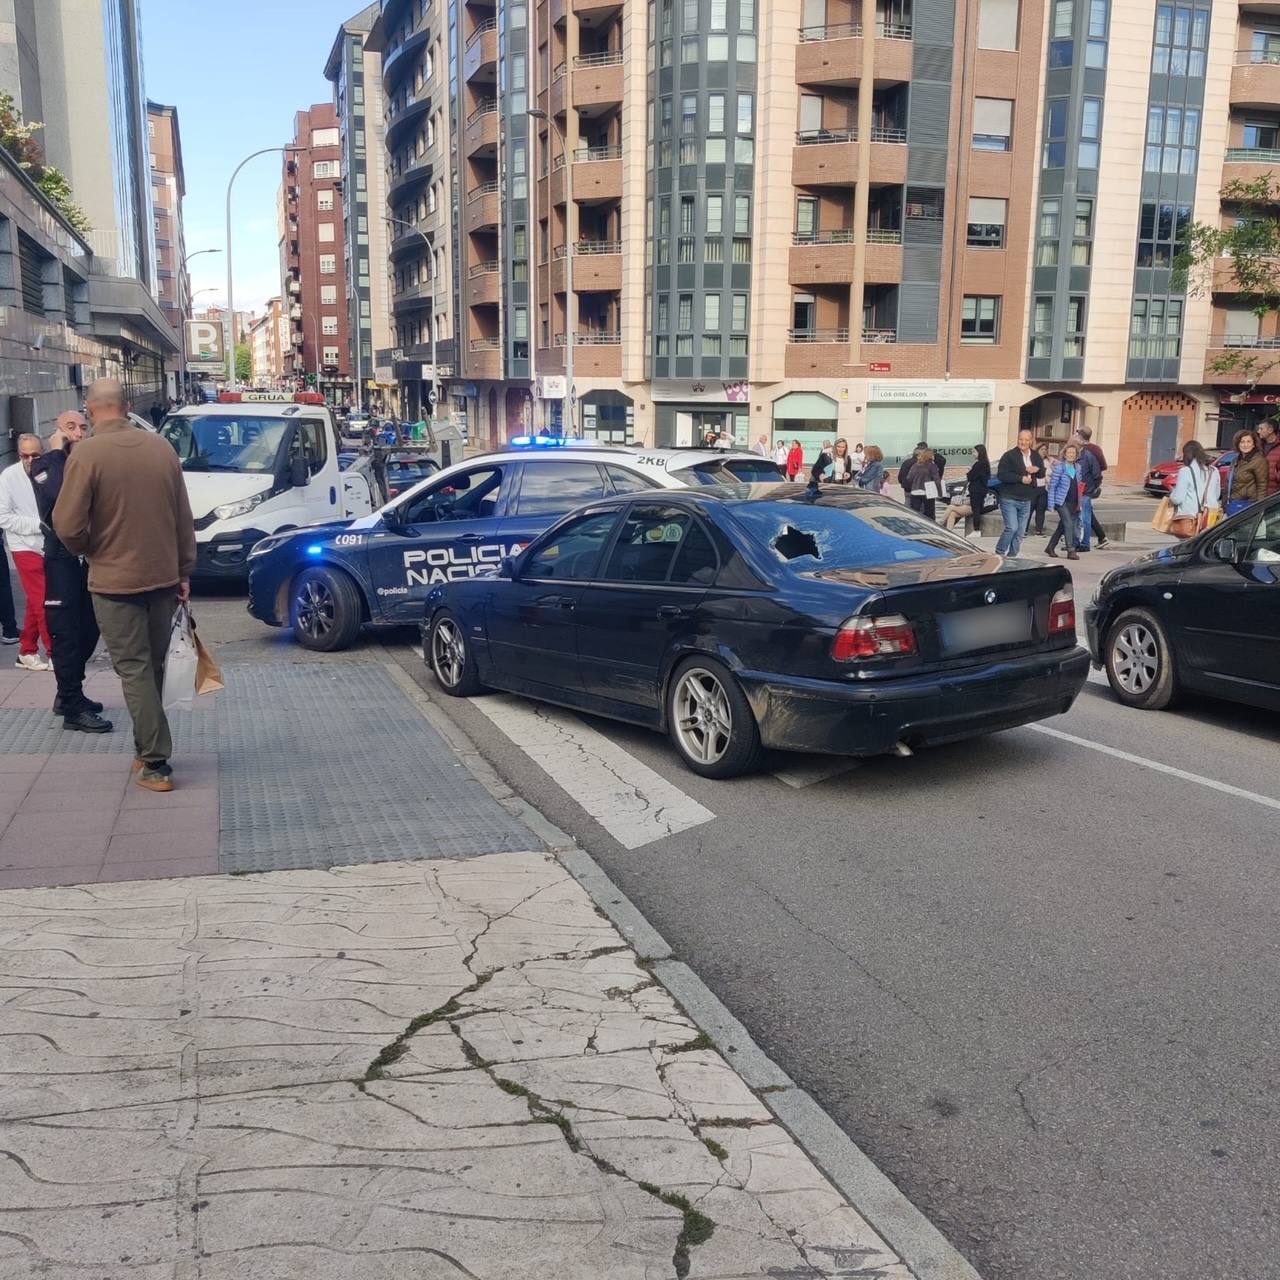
869, 362, 892, 373
869, 381, 994, 404
1222, 392, 1280, 404
538, 375, 567, 399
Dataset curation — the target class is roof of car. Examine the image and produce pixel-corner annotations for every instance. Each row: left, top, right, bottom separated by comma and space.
168, 402, 328, 418
583, 483, 873, 508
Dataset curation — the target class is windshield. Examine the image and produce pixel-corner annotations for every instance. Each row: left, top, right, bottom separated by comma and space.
163, 415, 291, 473
729, 497, 971, 567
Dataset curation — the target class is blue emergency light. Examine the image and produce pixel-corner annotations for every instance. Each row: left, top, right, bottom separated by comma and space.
510, 434, 570, 448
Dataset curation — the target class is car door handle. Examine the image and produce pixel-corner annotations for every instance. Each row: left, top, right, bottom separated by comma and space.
455, 533, 485, 543
656, 605, 689, 620
540, 595, 576, 611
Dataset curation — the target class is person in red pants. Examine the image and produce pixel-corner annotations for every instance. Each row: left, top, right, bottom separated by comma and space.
0, 434, 52, 670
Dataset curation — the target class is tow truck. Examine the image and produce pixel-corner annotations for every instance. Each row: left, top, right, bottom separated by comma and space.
161, 391, 461, 578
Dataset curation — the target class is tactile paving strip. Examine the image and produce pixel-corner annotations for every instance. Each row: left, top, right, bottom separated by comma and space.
0, 661, 536, 872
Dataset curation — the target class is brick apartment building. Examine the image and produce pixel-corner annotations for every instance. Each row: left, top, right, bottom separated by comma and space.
248, 297, 285, 385
146, 101, 189, 389
279, 104, 354, 403
361, 0, 1276, 482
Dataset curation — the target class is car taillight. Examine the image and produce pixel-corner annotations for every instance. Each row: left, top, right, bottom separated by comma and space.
1048, 584, 1075, 637
832, 614, 917, 662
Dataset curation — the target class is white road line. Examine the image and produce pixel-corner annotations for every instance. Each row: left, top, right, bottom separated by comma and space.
1028, 723, 1280, 814
771, 758, 860, 789
1086, 668, 1110, 688
468, 694, 715, 850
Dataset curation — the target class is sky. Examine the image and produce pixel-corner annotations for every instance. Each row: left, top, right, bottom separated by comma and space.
142, 0, 365, 319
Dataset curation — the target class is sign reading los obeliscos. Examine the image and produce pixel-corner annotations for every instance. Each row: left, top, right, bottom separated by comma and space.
185, 320, 226, 377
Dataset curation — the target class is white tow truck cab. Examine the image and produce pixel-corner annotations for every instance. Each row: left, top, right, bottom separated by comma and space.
162, 391, 377, 579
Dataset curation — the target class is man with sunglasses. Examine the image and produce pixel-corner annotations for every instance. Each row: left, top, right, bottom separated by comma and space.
29, 410, 111, 733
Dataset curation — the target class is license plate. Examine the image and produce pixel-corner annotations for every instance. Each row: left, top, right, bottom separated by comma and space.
938, 602, 1031, 655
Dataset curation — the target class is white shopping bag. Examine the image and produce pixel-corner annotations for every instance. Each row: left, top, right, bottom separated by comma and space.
161, 603, 199, 713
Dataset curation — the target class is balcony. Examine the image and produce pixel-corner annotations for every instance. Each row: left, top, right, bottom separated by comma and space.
785, 328, 852, 377
572, 146, 623, 203
465, 101, 499, 157
862, 327, 898, 344
550, 62, 569, 118
382, 25, 429, 92
385, 94, 431, 151
388, 153, 434, 203
570, 240, 623, 290
1203, 335, 1280, 385
390, 226, 431, 260
572, 0, 623, 16
790, 231, 856, 284
468, 337, 503, 380
1231, 52, 1280, 110
392, 283, 435, 314
467, 261, 501, 306
795, 22, 913, 88
1221, 147, 1280, 190
466, 182, 501, 233
464, 20, 499, 83
573, 51, 624, 114
1239, 0, 1280, 14
864, 236, 904, 284
557, 330, 622, 377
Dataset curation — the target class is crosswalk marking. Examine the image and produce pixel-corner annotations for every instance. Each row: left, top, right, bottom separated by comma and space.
468, 694, 715, 850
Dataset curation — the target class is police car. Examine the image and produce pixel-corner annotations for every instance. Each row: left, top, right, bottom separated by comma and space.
246, 439, 780, 650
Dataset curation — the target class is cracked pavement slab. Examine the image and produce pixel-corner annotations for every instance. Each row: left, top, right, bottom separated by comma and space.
0, 851, 909, 1279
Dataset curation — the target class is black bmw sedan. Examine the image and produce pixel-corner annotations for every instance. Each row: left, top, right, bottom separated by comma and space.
422, 487, 1090, 778
1086, 493, 1280, 712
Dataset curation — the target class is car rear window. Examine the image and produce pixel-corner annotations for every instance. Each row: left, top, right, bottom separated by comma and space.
729, 498, 971, 567
671, 458, 782, 486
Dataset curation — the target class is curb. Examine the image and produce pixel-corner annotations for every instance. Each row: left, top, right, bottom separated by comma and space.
380, 646, 982, 1280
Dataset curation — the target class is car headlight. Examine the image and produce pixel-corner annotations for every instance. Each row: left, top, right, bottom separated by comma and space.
212, 490, 270, 521
247, 531, 293, 559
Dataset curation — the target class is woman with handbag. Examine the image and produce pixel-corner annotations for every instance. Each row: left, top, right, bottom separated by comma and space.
1168, 441, 1221, 540
1225, 430, 1269, 516
1044, 444, 1083, 561
905, 448, 942, 519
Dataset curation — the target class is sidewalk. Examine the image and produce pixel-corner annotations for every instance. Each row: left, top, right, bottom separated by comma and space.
0, 850, 916, 1279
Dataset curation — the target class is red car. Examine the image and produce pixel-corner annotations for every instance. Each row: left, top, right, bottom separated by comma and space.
1144, 450, 1231, 496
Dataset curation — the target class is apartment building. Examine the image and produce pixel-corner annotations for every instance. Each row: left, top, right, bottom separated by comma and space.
147, 102, 189, 376
326, 5, 396, 411
279, 104, 354, 403
248, 297, 286, 386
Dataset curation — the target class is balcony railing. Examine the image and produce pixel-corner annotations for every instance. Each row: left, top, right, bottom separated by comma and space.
575, 144, 624, 162
467, 100, 498, 126
792, 229, 857, 244
798, 19, 912, 41
553, 61, 568, 81
796, 127, 858, 145
871, 125, 908, 144
862, 327, 898, 343
467, 180, 501, 202
555, 331, 621, 345
574, 50, 624, 67
470, 337, 502, 351
465, 18, 497, 49
468, 260, 500, 277
1225, 146, 1280, 163
788, 328, 850, 342
574, 239, 622, 254
1217, 334, 1280, 348
866, 227, 904, 243
1236, 49, 1280, 65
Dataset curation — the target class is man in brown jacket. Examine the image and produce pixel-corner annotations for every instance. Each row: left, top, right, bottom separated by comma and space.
53, 379, 197, 793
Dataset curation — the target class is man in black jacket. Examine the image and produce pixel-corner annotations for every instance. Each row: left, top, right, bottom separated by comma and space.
28, 410, 111, 733
994, 429, 1044, 556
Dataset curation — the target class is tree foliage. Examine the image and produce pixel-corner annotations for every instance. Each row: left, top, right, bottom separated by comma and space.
1176, 175, 1280, 389
235, 343, 253, 383
0, 92, 93, 236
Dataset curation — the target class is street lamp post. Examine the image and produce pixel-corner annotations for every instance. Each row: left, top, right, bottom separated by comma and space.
385, 216, 439, 425
177, 248, 221, 400
529, 108, 573, 435
225, 146, 299, 391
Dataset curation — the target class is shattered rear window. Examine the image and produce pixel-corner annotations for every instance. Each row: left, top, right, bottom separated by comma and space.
729, 500, 968, 566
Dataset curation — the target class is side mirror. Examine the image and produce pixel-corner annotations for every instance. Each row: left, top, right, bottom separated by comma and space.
1214, 537, 1239, 563
289, 456, 310, 488
499, 554, 518, 580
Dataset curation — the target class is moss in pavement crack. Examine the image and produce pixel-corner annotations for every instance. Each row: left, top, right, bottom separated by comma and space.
637, 1183, 716, 1279
666, 1031, 713, 1054
362, 971, 494, 1083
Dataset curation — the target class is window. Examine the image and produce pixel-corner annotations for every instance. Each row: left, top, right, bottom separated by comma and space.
313, 160, 340, 179
320, 285, 336, 305
973, 98, 1013, 151
319, 254, 336, 274
795, 196, 817, 241
1129, 297, 1183, 359
1136, 202, 1190, 268
1050, 0, 1073, 66
706, 195, 723, 235
1145, 106, 1200, 174
1086, 0, 1108, 67
1073, 198, 1094, 265
1152, 2, 1209, 78
732, 293, 748, 330
322, 346, 340, 366
17, 231, 48, 316
515, 462, 608, 515
680, 196, 695, 235
978, 0, 1019, 51
682, 94, 697, 134
737, 93, 754, 134
1064, 295, 1086, 357
669, 521, 719, 585
705, 294, 721, 329
605, 465, 657, 494
320, 315, 337, 336
657, 295, 669, 331
1029, 296, 1054, 358
311, 127, 340, 147
296, 419, 329, 475
1244, 120, 1280, 151
1240, 504, 1280, 565
604, 508, 704, 584
1079, 97, 1101, 169
403, 466, 505, 524
1043, 98, 1068, 168
967, 197, 1007, 248
317, 190, 334, 211
678, 294, 693, 329
709, 94, 725, 133
961, 296, 1000, 344
523, 511, 619, 580
318, 222, 335, 242
734, 195, 751, 234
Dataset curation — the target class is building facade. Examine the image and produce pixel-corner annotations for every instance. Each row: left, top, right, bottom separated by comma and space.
146, 101, 189, 389
279, 104, 354, 404
359, 0, 1280, 481
248, 297, 285, 386
326, 5, 396, 412
0, 0, 176, 415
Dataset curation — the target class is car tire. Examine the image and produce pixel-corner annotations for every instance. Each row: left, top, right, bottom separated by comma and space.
666, 656, 763, 779
428, 610, 484, 697
1104, 607, 1179, 710
290, 566, 363, 652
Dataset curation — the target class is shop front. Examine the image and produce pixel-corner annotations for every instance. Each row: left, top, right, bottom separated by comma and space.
770, 392, 840, 461
1216, 392, 1280, 447
652, 380, 751, 448
581, 390, 635, 444
865, 382, 994, 473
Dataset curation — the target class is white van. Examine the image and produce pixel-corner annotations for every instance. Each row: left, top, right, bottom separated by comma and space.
161, 392, 377, 578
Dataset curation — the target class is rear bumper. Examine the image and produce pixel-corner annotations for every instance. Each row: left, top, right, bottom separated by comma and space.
195, 529, 269, 580
740, 646, 1090, 756
1084, 605, 1104, 665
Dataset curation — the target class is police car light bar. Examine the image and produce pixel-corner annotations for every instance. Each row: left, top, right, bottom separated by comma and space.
509, 434, 572, 448
218, 391, 327, 405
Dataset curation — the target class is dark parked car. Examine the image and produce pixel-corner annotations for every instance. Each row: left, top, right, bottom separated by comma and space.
423, 487, 1089, 778
1086, 493, 1280, 712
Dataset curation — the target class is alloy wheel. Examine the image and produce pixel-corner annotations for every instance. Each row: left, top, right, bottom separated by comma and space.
295, 580, 334, 641
673, 667, 733, 765
432, 618, 466, 688
1112, 622, 1159, 695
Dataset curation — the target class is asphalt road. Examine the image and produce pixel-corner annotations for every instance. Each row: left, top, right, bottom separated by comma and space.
194, 548, 1277, 1280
